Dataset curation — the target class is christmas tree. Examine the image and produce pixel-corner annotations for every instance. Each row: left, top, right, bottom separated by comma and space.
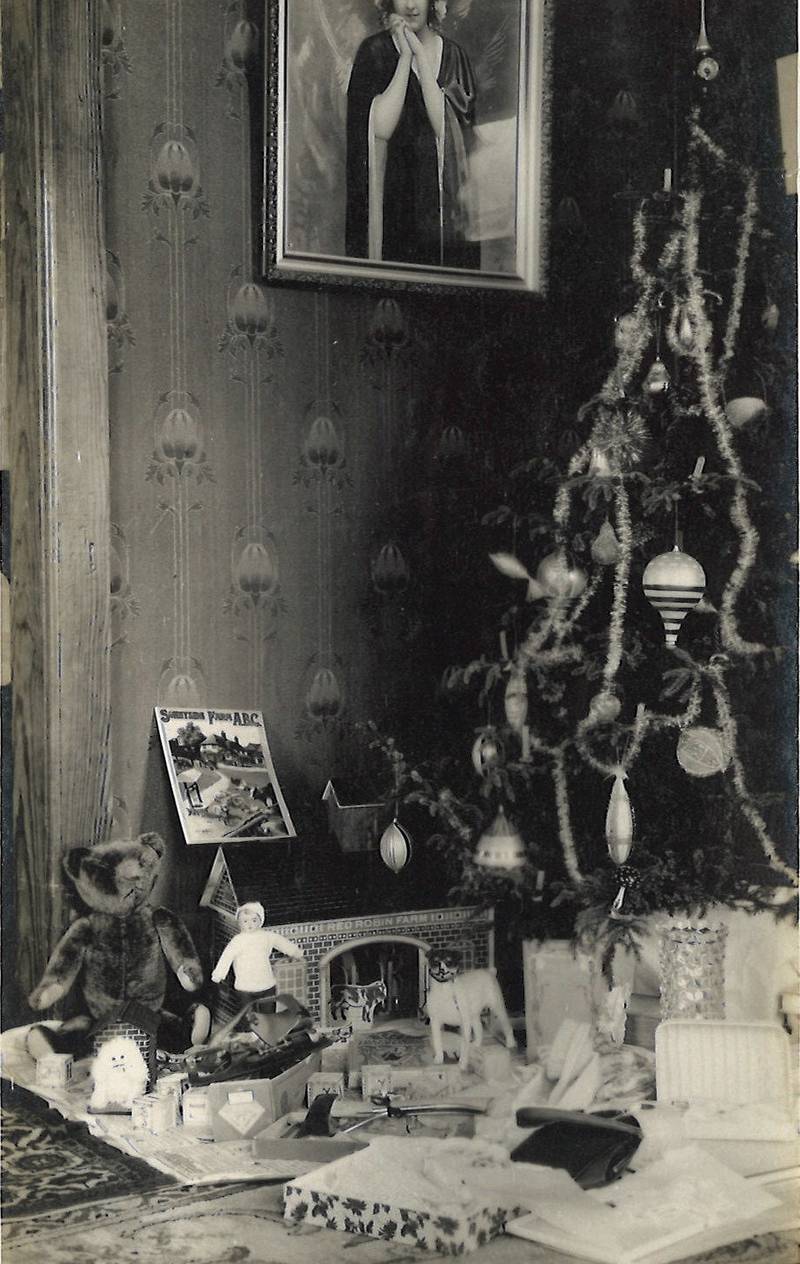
369, 5, 798, 968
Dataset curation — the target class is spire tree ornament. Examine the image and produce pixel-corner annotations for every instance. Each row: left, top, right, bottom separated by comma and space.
368, 1, 797, 954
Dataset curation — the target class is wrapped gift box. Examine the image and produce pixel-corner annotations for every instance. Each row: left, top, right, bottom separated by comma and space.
283, 1137, 525, 1254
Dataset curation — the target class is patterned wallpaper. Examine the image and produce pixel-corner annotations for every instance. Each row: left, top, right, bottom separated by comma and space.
102, 0, 451, 916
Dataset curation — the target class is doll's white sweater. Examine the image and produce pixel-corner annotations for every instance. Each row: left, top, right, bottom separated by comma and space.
211, 929, 303, 992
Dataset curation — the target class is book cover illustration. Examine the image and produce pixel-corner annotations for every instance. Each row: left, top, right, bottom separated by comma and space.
155, 707, 296, 845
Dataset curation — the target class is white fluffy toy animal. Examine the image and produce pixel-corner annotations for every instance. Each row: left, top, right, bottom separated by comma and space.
89, 1036, 149, 1111
425, 950, 516, 1070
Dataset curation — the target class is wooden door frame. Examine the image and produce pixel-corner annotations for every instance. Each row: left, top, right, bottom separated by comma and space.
2, 0, 111, 1017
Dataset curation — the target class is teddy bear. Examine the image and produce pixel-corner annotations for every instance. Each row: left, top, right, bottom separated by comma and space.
26, 832, 211, 1062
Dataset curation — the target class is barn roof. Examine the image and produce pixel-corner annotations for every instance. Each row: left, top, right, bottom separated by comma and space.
200, 840, 454, 924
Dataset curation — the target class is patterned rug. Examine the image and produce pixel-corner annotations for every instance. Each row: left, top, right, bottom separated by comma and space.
2, 1181, 797, 1264
1, 1088, 176, 1220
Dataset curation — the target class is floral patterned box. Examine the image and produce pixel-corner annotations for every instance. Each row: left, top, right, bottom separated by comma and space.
283, 1184, 517, 1254
282, 1138, 524, 1255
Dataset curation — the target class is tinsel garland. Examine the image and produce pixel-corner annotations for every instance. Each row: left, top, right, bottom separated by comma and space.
675, 185, 766, 656
705, 659, 797, 883
601, 480, 633, 688
550, 744, 583, 884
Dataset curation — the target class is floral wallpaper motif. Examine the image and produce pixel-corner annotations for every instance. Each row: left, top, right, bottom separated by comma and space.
106, 251, 135, 374
101, 0, 132, 99
103, 1, 408, 904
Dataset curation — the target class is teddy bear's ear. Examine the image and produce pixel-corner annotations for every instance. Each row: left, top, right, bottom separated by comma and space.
137, 832, 165, 858
63, 847, 92, 882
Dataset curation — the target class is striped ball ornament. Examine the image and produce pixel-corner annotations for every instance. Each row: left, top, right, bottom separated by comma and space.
643, 546, 705, 648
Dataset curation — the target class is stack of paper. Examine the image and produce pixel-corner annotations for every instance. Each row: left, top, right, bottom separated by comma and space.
506, 1145, 798, 1264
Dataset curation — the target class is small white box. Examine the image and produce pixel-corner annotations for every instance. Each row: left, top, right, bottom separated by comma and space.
35, 1053, 73, 1091
155, 1070, 188, 1100
131, 1093, 179, 1134
181, 1086, 213, 1137
306, 1071, 346, 1106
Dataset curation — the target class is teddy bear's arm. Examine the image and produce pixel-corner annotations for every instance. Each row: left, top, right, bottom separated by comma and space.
28, 919, 93, 1010
152, 907, 204, 991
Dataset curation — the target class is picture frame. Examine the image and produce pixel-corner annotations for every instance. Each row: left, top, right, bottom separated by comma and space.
154, 706, 296, 845
262, 0, 551, 293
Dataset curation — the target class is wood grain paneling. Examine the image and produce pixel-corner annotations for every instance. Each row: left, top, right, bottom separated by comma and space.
3, 0, 111, 1003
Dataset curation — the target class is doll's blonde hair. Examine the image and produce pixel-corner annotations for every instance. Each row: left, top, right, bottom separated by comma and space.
237, 901, 265, 927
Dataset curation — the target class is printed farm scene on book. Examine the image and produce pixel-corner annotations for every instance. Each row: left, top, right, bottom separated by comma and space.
155, 708, 296, 845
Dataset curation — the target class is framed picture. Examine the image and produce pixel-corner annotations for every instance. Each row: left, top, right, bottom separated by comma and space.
262, 0, 551, 293
155, 706, 296, 845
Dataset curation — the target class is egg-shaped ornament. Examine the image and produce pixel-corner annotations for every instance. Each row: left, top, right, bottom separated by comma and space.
642, 546, 706, 647
644, 357, 670, 395
676, 306, 695, 352
605, 770, 634, 865
536, 551, 588, 604
676, 726, 730, 778
471, 731, 503, 776
761, 301, 779, 332
591, 519, 621, 566
379, 819, 412, 873
474, 807, 526, 871
504, 667, 528, 733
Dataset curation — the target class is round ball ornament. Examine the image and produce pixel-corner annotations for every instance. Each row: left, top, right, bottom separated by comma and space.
471, 731, 503, 776
379, 819, 412, 873
474, 807, 526, 871
643, 546, 706, 647
588, 691, 622, 726
725, 397, 767, 429
696, 55, 720, 81
676, 726, 730, 778
536, 551, 587, 604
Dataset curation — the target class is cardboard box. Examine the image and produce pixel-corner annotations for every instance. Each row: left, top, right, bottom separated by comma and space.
283, 1138, 524, 1254
208, 1051, 321, 1141
306, 1071, 346, 1106
181, 1086, 213, 1137
131, 1093, 179, 1134
35, 1053, 73, 1090
155, 1070, 189, 1099
360, 1063, 463, 1101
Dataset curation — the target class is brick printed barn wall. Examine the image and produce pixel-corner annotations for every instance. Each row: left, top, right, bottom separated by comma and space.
209, 906, 493, 1025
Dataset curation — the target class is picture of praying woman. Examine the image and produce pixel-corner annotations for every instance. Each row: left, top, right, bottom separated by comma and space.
345, 0, 479, 269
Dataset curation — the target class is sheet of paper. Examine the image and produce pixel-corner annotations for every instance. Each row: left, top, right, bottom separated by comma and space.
507, 1145, 783, 1264
125, 1132, 321, 1184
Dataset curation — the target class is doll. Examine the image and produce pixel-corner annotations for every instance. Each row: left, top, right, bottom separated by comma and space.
211, 902, 304, 1013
